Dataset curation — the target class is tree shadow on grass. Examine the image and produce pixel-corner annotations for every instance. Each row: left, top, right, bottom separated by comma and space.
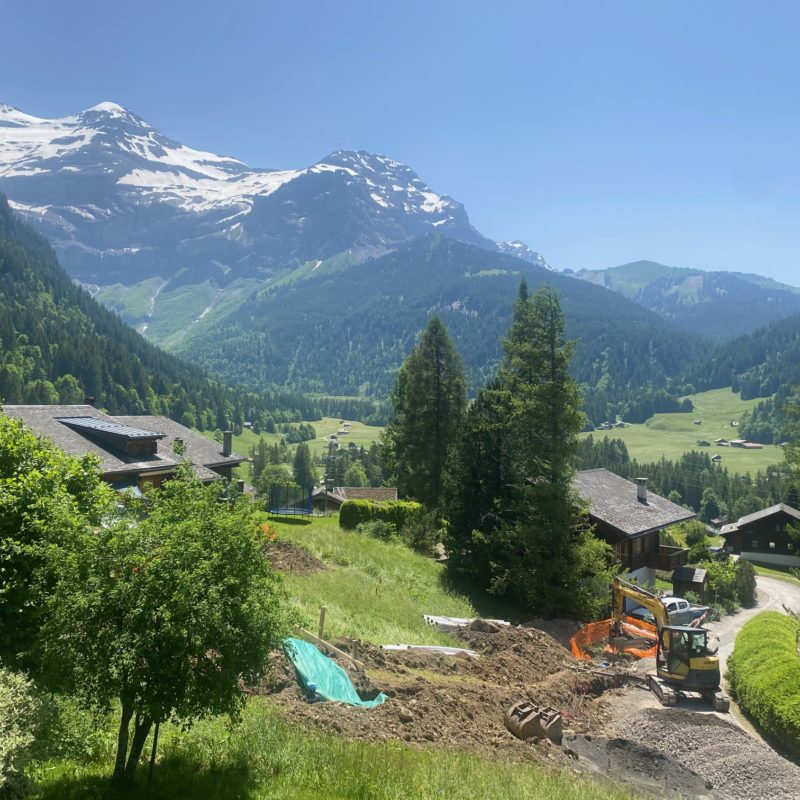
438, 565, 526, 623
34, 756, 257, 800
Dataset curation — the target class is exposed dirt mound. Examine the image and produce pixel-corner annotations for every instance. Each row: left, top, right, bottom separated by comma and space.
262, 624, 621, 762
265, 539, 326, 574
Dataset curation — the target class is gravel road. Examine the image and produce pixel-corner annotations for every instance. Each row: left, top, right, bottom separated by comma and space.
606, 574, 800, 799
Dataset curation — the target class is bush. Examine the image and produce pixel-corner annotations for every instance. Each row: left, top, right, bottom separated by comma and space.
735, 559, 757, 607
0, 667, 38, 798
727, 612, 800, 755
339, 500, 422, 531
398, 509, 441, 556
355, 520, 396, 541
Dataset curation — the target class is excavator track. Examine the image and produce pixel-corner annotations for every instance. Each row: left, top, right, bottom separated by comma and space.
648, 675, 677, 706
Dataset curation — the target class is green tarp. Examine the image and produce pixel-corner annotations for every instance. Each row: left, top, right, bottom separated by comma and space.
283, 637, 388, 708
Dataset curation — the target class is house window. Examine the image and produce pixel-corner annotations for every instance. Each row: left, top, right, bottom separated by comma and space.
769, 542, 776, 549
751, 540, 758, 549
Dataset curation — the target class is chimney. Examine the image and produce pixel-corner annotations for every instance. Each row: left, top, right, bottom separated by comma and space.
223, 430, 233, 457
636, 477, 648, 504
83, 395, 96, 407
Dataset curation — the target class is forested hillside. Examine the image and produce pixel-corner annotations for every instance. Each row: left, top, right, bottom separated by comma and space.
0, 195, 319, 430
576, 260, 800, 340
179, 236, 711, 423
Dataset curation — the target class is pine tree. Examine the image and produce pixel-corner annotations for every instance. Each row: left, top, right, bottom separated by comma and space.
446, 283, 613, 617
292, 442, 316, 489
382, 316, 467, 509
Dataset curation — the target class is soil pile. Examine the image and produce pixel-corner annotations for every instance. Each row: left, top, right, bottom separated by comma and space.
614, 708, 800, 800
265, 624, 616, 761
265, 539, 326, 574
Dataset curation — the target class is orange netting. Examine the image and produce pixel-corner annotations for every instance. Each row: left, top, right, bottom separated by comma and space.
570, 615, 658, 660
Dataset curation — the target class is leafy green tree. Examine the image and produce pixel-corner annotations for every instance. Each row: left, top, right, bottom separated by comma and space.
0, 667, 39, 797
292, 441, 316, 488
41, 466, 292, 787
382, 316, 466, 509
343, 461, 368, 487
0, 413, 114, 672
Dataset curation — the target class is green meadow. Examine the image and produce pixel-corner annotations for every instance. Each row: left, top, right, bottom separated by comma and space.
583, 387, 784, 475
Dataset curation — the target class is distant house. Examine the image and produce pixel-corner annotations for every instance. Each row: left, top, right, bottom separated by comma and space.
711, 454, 723, 463
743, 442, 763, 450
573, 469, 692, 586
693, 420, 702, 425
730, 439, 747, 448
720, 503, 800, 567
311, 485, 399, 512
696, 440, 710, 447
714, 438, 728, 446
4, 404, 245, 493
614, 421, 626, 428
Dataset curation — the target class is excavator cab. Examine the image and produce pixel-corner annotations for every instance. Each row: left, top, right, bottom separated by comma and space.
655, 625, 727, 706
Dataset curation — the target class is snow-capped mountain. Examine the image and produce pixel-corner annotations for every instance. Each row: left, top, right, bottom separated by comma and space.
0, 101, 542, 284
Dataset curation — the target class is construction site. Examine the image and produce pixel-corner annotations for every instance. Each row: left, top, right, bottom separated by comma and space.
264, 540, 800, 800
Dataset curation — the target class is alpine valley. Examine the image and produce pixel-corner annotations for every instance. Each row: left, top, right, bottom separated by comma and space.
2, 100, 800, 425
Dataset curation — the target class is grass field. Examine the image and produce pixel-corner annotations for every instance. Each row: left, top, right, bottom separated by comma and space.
27, 515, 635, 800
30, 700, 634, 800
226, 417, 385, 483
582, 387, 784, 475
268, 515, 478, 646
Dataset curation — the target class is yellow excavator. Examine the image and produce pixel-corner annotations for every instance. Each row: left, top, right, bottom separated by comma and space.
611, 577, 730, 712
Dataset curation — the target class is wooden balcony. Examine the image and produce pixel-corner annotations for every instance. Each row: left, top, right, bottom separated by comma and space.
647, 545, 688, 572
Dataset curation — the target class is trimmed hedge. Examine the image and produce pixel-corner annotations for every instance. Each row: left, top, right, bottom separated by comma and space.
727, 611, 800, 755
339, 499, 422, 531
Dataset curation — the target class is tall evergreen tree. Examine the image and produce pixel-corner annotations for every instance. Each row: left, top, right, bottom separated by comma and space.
446, 283, 613, 617
292, 442, 316, 489
382, 316, 467, 509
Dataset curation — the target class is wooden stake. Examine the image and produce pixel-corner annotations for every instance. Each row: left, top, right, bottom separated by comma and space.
317, 605, 327, 640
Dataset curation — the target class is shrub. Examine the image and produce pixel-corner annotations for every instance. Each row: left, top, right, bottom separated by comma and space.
356, 520, 396, 541
398, 509, 441, 556
727, 612, 800, 755
735, 559, 757, 607
0, 667, 38, 798
339, 500, 422, 531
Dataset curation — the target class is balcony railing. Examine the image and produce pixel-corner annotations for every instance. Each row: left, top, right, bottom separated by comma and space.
647, 545, 688, 571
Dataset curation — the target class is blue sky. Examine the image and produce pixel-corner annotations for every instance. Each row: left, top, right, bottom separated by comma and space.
4, 1, 800, 283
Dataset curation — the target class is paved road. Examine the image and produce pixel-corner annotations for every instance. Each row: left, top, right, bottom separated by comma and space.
709, 574, 800, 676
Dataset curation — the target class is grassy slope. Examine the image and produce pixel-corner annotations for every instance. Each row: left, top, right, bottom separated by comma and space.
30, 515, 636, 800
31, 701, 634, 800
270, 515, 475, 646
582, 387, 784, 475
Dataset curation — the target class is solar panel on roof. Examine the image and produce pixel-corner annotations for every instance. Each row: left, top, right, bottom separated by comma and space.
57, 417, 165, 440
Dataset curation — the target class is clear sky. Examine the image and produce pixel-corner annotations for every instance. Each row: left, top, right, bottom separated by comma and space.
4, 1, 800, 284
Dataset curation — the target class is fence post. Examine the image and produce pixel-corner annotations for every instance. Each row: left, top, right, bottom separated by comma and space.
318, 606, 327, 640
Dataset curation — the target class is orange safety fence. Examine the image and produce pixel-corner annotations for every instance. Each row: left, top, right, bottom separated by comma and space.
570, 615, 658, 660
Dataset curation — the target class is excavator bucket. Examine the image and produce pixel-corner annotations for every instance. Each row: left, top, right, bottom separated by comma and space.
504, 700, 563, 743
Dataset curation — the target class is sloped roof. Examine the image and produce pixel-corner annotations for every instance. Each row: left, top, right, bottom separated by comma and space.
336, 486, 399, 502
573, 468, 696, 537
4, 405, 242, 482
735, 503, 800, 528
113, 415, 244, 470
672, 566, 708, 584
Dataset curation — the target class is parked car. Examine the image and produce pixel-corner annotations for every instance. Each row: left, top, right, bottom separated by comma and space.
627, 596, 710, 626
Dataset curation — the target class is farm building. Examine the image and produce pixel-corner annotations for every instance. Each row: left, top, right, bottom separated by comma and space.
720, 503, 800, 567
4, 404, 245, 493
573, 469, 691, 586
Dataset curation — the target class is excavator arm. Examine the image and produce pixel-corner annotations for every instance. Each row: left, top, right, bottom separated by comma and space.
611, 577, 669, 633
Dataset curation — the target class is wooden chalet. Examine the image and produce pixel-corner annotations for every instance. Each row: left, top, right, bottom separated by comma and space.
720, 503, 800, 567
4, 405, 245, 493
573, 469, 692, 585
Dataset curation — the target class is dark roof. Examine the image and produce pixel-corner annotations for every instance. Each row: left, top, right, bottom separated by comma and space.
672, 566, 708, 583
113, 415, 245, 474
58, 416, 165, 440
335, 486, 399, 502
735, 503, 800, 528
573, 469, 696, 538
5, 405, 243, 482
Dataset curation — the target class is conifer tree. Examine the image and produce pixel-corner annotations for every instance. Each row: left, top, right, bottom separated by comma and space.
292, 442, 316, 489
382, 316, 466, 509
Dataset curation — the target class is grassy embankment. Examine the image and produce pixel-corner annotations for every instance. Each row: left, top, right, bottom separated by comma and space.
582, 387, 783, 475
29, 516, 636, 800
